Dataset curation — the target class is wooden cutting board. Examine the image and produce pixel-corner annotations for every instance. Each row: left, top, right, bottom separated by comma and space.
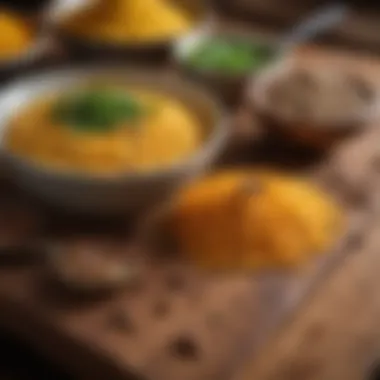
238, 210, 380, 380
0, 139, 371, 380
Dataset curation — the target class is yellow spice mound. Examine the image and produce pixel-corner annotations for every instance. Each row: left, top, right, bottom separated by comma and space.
172, 170, 344, 270
0, 10, 33, 58
63, 0, 192, 43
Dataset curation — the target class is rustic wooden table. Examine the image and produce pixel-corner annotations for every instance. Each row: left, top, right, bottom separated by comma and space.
3, 4, 380, 380
0, 46, 379, 380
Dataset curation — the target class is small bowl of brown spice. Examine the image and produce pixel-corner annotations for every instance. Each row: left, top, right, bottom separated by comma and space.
249, 60, 379, 149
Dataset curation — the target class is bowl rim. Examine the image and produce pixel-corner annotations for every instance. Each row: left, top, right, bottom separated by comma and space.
43, 0, 211, 49
0, 64, 229, 184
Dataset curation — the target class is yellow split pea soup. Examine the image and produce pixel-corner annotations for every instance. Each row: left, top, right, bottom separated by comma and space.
5, 86, 203, 174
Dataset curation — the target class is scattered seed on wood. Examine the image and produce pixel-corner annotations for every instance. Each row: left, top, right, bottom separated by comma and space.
107, 309, 134, 333
347, 75, 374, 103
166, 273, 186, 292
206, 312, 224, 328
371, 155, 380, 172
169, 336, 199, 360
345, 232, 364, 253
153, 299, 170, 318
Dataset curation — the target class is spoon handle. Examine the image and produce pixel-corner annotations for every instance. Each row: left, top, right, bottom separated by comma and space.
279, 2, 349, 53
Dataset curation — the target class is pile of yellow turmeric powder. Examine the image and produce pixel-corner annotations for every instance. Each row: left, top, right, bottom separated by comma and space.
171, 170, 344, 270
62, 0, 192, 43
0, 10, 33, 59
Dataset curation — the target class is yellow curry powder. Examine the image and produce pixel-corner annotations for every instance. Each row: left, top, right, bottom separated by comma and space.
63, 0, 192, 43
172, 170, 344, 270
0, 10, 33, 58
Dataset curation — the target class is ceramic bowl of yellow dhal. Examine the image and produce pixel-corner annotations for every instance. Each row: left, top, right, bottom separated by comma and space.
0, 66, 228, 214
44, 0, 208, 61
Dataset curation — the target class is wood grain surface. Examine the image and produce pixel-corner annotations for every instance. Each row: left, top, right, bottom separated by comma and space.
0, 45, 379, 380
0, 132, 368, 380
2, 10, 380, 380
233, 47, 380, 380
238, 207, 380, 380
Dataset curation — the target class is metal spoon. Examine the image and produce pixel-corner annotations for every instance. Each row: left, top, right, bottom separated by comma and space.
278, 2, 349, 55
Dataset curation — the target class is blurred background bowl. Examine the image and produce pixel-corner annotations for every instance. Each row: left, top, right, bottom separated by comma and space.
250, 60, 377, 149
43, 0, 209, 64
0, 10, 50, 82
0, 35, 51, 80
173, 25, 277, 108
0, 66, 228, 215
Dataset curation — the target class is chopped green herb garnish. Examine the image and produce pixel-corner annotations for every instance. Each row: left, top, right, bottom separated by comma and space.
187, 38, 274, 75
53, 88, 145, 132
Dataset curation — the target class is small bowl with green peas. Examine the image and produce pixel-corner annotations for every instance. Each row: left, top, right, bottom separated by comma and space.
173, 28, 276, 107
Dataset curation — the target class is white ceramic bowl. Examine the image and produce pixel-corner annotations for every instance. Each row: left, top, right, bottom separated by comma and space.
0, 66, 228, 214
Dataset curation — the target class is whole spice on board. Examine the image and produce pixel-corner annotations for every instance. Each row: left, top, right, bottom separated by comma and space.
46, 238, 142, 292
